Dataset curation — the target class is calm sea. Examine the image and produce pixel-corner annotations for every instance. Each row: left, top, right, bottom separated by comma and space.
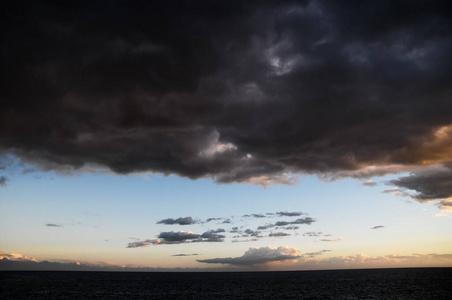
1, 268, 451, 299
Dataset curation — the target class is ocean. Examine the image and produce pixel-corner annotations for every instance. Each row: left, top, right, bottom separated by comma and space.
1, 268, 451, 299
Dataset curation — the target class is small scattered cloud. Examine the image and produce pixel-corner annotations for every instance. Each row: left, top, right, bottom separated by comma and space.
231, 239, 259, 243
157, 217, 196, 225
304, 231, 323, 237
275, 217, 315, 226
371, 225, 385, 230
45, 223, 62, 227
205, 218, 223, 223
321, 238, 345, 242
222, 219, 232, 224
243, 229, 262, 237
197, 246, 300, 266
382, 187, 406, 197
363, 180, 377, 187
127, 240, 155, 248
302, 250, 331, 258
276, 211, 304, 217
283, 226, 299, 230
269, 232, 290, 237
172, 253, 200, 257
243, 214, 266, 218
0, 176, 7, 187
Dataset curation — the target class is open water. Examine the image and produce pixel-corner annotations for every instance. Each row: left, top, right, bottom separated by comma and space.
1, 268, 451, 299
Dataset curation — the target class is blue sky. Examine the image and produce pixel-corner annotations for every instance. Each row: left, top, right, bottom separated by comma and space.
1, 155, 451, 271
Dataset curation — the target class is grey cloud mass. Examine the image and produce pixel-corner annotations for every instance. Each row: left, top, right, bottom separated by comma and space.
197, 246, 300, 266
157, 217, 196, 225
1, 0, 451, 186
389, 165, 452, 201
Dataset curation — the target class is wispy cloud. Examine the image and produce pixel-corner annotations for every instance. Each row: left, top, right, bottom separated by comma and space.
371, 226, 385, 230
45, 223, 62, 227
321, 238, 345, 242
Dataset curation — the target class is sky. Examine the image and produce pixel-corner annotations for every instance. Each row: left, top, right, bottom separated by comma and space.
1, 0, 452, 271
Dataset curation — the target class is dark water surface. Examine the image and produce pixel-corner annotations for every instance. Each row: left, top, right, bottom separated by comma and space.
1, 268, 451, 299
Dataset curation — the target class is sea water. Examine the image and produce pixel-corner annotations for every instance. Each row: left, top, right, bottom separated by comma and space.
1, 268, 451, 299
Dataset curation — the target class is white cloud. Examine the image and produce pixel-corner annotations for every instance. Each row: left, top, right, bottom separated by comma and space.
197, 246, 300, 266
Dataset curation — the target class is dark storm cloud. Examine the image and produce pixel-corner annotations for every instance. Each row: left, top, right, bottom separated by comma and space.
1, 0, 451, 185
389, 164, 452, 201
157, 217, 196, 225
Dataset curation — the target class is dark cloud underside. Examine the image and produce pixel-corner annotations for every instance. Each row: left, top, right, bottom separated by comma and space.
1, 0, 451, 184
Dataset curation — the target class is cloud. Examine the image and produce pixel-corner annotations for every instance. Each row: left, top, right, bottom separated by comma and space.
45, 223, 62, 227
293, 253, 452, 270
389, 164, 452, 202
172, 253, 200, 257
158, 231, 201, 243
276, 212, 304, 217
0, 176, 7, 187
157, 217, 196, 225
0, 251, 38, 262
1, 1, 451, 184
321, 238, 345, 242
371, 226, 385, 230
243, 229, 262, 237
197, 246, 301, 266
303, 231, 322, 237
205, 218, 223, 223
275, 217, 316, 226
363, 180, 377, 187
127, 230, 226, 247
302, 250, 331, 258
199, 231, 226, 242
269, 232, 290, 237
243, 214, 266, 218
127, 240, 155, 248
